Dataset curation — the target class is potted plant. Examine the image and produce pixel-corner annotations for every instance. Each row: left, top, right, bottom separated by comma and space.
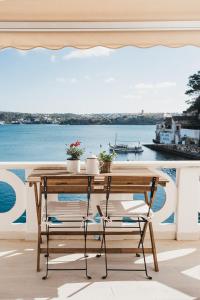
66, 140, 84, 173
98, 150, 117, 173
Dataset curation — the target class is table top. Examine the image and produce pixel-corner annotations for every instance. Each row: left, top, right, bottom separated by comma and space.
27, 166, 168, 186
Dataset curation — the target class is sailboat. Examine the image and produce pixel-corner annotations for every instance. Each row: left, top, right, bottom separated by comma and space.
109, 134, 144, 154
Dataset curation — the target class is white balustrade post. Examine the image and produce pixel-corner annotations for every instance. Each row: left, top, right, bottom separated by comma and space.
176, 167, 200, 240
0, 169, 26, 239
25, 169, 38, 240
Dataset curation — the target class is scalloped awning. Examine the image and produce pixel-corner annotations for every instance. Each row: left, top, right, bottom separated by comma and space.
1, 0, 200, 49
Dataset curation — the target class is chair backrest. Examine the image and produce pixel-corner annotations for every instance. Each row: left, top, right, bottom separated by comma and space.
41, 175, 93, 195
41, 175, 94, 220
103, 175, 159, 217
105, 175, 159, 194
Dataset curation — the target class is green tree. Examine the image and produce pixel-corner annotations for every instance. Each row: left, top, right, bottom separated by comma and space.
185, 71, 200, 114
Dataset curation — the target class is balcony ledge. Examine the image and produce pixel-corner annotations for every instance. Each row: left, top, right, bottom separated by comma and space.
0, 160, 200, 169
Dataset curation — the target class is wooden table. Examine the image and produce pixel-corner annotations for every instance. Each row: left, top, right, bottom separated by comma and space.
27, 166, 168, 272
28, 166, 168, 186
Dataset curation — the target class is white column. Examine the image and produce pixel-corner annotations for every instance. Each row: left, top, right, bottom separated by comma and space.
25, 169, 38, 240
176, 167, 200, 240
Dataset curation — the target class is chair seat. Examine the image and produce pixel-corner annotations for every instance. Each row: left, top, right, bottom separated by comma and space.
42, 200, 93, 222
100, 200, 152, 218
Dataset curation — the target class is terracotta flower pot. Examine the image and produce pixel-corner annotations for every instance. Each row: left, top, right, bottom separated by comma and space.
100, 161, 112, 173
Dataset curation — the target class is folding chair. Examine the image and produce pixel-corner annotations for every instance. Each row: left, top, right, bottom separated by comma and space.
97, 175, 159, 279
40, 175, 94, 280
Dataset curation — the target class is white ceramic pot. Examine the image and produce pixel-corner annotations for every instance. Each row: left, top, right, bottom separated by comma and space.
67, 159, 80, 174
85, 155, 100, 175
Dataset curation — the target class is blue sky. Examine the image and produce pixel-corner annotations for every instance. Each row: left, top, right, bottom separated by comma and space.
0, 46, 199, 114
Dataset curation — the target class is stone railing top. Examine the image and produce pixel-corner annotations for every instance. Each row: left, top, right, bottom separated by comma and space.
0, 160, 200, 169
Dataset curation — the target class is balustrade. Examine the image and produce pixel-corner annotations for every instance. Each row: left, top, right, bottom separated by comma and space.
0, 161, 199, 240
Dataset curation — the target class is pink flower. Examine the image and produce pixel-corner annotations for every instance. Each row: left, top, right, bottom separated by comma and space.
74, 140, 81, 147
69, 140, 81, 148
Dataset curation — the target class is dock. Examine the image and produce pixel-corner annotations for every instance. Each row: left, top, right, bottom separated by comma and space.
144, 144, 200, 160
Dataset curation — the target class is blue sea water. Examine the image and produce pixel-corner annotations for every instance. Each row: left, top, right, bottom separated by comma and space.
0, 124, 186, 161
0, 125, 182, 223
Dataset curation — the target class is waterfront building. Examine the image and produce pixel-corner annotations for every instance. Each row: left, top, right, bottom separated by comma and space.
154, 117, 181, 144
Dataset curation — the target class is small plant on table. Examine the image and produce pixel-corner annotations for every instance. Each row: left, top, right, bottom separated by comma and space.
98, 150, 117, 173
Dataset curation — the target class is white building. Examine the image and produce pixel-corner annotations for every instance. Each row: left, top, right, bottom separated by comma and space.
154, 118, 181, 144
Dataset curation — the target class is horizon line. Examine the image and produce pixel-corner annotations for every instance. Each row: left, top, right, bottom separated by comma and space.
0, 110, 181, 115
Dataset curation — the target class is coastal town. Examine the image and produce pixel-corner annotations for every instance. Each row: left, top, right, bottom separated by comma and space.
0, 111, 198, 127
0, 111, 168, 125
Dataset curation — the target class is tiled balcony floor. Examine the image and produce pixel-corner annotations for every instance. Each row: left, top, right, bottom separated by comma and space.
0, 239, 200, 300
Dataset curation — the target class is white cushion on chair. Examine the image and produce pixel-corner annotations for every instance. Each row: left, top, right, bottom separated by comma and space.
100, 200, 152, 218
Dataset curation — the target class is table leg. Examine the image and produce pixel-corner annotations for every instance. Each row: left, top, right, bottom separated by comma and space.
149, 222, 159, 272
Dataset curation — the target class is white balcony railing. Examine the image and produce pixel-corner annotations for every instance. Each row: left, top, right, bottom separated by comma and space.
0, 161, 200, 240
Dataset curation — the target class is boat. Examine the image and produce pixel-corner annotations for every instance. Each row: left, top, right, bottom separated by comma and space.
109, 135, 144, 153
11, 121, 21, 125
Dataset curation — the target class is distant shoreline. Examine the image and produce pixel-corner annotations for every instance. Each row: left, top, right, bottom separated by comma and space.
0, 111, 164, 126
0, 111, 199, 128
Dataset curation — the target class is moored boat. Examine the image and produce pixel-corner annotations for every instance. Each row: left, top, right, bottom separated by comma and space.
109, 135, 144, 153
109, 143, 144, 153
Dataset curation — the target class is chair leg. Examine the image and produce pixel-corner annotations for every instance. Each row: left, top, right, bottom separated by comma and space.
84, 221, 91, 279
136, 221, 148, 257
42, 225, 49, 280
37, 227, 41, 272
102, 220, 108, 279
138, 218, 152, 280
149, 222, 159, 272
96, 237, 104, 258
